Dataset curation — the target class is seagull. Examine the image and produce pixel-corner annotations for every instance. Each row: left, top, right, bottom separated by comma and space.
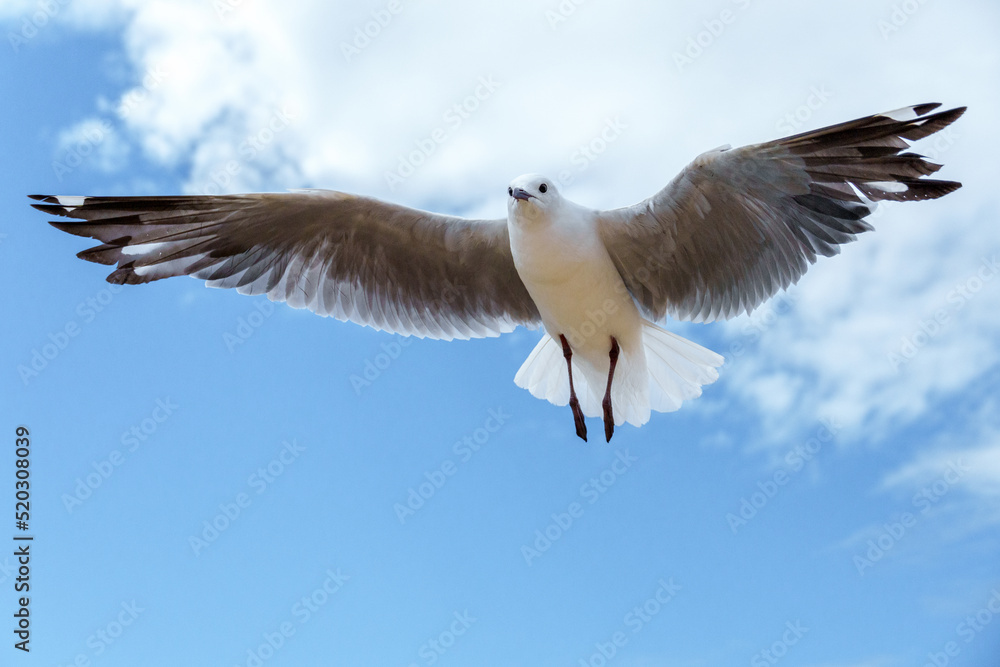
31, 103, 965, 442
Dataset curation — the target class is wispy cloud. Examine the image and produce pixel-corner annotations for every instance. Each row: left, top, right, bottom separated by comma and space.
720, 201, 1000, 442
834, 407, 1000, 573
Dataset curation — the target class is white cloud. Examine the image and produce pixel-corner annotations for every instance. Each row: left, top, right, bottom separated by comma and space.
16, 0, 1000, 440
836, 409, 1000, 563
881, 433, 1000, 501
54, 117, 129, 173
722, 201, 1000, 439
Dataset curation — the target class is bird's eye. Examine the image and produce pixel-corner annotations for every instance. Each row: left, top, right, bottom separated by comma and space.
539, 183, 548, 193
508, 187, 513, 196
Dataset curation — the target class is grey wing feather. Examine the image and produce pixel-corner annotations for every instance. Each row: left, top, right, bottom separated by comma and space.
598, 103, 966, 323
30, 190, 540, 340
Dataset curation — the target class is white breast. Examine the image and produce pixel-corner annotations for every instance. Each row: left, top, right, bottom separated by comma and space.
507, 200, 643, 365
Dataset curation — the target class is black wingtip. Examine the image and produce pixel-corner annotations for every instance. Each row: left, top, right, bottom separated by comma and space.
945, 106, 968, 122
931, 179, 963, 196
932, 105, 967, 121
913, 102, 943, 116
927, 106, 968, 128
28, 194, 53, 202
33, 203, 73, 216
908, 103, 967, 121
107, 261, 137, 285
47, 220, 95, 236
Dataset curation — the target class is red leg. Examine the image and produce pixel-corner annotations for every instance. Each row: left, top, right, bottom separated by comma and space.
559, 334, 587, 442
603, 337, 620, 442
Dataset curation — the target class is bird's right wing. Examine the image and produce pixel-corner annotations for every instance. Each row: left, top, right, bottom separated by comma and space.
31, 190, 540, 340
597, 103, 966, 323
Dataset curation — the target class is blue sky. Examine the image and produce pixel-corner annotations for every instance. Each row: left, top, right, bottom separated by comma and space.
2, 1, 1000, 665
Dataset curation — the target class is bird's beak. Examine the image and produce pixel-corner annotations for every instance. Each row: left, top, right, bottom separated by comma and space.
512, 188, 534, 202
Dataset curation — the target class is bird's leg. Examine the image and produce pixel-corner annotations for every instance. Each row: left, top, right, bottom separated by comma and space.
559, 334, 587, 442
603, 337, 620, 443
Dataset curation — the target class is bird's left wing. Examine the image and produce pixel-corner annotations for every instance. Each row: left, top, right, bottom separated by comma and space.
31, 190, 540, 340
597, 103, 966, 323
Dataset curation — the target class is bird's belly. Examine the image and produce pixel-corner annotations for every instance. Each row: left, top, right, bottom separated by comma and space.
526, 261, 643, 365
508, 211, 643, 369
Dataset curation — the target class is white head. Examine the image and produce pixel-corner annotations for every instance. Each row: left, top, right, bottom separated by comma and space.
506, 173, 561, 224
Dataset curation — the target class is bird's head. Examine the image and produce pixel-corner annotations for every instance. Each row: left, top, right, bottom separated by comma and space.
507, 174, 560, 223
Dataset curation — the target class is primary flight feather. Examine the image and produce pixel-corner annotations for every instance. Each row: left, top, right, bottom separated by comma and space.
32, 103, 966, 441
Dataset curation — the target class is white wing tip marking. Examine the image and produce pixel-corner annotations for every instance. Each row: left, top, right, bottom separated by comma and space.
55, 195, 87, 209
121, 242, 169, 256
879, 106, 921, 122
867, 181, 909, 193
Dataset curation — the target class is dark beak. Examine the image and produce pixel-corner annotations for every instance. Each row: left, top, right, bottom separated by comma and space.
512, 188, 534, 202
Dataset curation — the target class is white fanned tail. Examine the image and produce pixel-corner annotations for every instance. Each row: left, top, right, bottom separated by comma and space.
514, 321, 724, 428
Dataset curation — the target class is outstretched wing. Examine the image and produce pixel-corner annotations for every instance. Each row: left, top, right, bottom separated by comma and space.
597, 103, 966, 323
31, 190, 540, 340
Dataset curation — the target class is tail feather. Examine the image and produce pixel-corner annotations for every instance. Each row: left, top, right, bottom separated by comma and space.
513, 334, 608, 419
514, 322, 724, 429
516, 334, 559, 399
514, 334, 572, 409
642, 322, 722, 414
643, 324, 721, 388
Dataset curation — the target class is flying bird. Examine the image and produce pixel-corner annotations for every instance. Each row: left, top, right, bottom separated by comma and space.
31, 103, 965, 442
